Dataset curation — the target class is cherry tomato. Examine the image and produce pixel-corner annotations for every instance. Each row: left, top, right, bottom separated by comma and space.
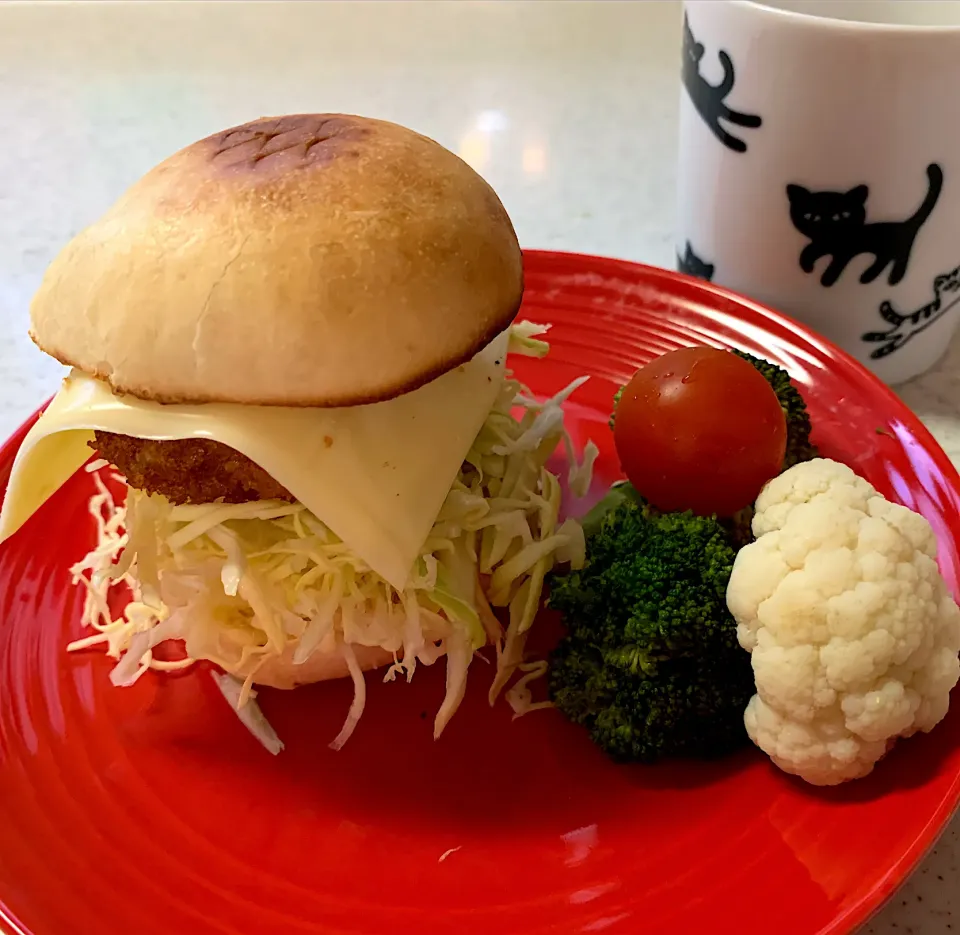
613, 346, 787, 517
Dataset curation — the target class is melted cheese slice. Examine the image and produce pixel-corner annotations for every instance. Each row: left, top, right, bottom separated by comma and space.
0, 331, 510, 590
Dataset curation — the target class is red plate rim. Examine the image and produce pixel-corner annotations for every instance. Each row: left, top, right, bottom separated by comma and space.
1, 248, 958, 935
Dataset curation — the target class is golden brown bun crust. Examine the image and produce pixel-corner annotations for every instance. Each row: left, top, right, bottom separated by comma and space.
29, 114, 523, 406
252, 643, 396, 689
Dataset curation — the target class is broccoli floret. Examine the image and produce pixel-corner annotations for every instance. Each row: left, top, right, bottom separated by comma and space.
718, 506, 756, 551
726, 352, 818, 547
580, 480, 643, 536
548, 495, 755, 763
729, 350, 817, 469
609, 386, 623, 430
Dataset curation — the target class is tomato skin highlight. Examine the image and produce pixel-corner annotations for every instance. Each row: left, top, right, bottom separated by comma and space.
613, 346, 788, 517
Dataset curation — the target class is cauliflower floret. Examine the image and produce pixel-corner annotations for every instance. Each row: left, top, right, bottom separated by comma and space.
727, 458, 960, 786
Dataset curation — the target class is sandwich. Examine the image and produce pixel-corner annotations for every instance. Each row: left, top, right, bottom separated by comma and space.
0, 114, 592, 752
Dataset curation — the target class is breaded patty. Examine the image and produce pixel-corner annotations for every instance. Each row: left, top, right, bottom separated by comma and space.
92, 432, 294, 505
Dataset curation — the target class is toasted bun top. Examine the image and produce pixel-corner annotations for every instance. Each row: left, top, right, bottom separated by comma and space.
29, 114, 523, 406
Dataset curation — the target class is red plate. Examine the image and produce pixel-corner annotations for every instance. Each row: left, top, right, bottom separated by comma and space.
1, 250, 959, 935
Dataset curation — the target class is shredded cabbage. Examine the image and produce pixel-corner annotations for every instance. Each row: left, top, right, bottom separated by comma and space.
504, 660, 553, 719
508, 321, 551, 358
68, 322, 593, 751
212, 671, 284, 755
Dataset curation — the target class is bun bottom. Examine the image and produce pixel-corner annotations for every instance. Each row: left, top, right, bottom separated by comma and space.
252, 643, 398, 689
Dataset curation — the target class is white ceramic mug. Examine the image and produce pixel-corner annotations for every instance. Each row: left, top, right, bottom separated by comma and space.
676, 0, 960, 384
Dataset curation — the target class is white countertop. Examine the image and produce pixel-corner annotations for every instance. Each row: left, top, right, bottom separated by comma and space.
0, 2, 956, 932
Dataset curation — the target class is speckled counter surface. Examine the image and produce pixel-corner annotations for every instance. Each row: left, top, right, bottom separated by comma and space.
0, 2, 956, 932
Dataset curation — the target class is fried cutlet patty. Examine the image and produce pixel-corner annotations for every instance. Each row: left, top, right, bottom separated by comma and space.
92, 432, 295, 505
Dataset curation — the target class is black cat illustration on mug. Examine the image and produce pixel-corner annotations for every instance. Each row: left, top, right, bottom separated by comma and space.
677, 241, 715, 281
862, 262, 960, 359
681, 13, 762, 154
787, 163, 943, 288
